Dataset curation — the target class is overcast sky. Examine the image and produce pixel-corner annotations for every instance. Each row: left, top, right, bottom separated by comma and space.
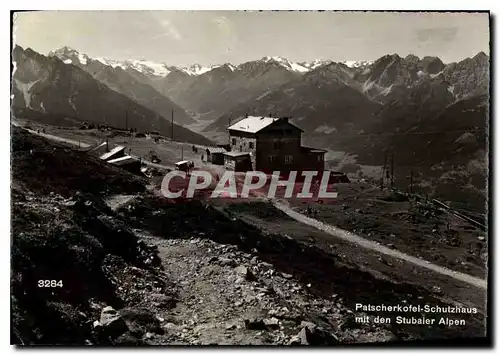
13, 11, 489, 66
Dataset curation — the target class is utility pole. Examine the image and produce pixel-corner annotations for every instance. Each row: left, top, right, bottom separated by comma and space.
381, 152, 388, 189
390, 153, 395, 188
171, 109, 174, 141
181, 146, 184, 161
409, 170, 414, 194
125, 110, 128, 130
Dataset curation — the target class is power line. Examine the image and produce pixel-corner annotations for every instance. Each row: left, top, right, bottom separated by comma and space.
381, 151, 387, 189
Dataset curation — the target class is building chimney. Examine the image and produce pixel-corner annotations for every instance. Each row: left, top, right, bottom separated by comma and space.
268, 113, 272, 118
245, 113, 248, 118
281, 117, 289, 123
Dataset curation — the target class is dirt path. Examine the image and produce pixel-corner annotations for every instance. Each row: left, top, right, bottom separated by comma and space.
111, 192, 486, 342
14, 125, 91, 149
15, 126, 176, 172
133, 233, 396, 345
271, 199, 487, 290
224, 173, 486, 291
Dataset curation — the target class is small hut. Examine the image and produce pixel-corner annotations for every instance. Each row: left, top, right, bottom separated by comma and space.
108, 155, 141, 174
223, 152, 252, 171
100, 145, 125, 161
207, 147, 227, 165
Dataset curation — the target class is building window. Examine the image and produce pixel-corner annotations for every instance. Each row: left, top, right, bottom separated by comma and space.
268, 155, 276, 163
285, 155, 293, 164
273, 141, 281, 150
239, 145, 242, 152
249, 141, 254, 149
231, 138, 236, 146
317, 155, 322, 162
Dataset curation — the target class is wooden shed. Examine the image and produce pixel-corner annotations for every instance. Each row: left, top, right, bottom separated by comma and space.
223, 151, 252, 172
207, 147, 227, 165
107, 155, 141, 174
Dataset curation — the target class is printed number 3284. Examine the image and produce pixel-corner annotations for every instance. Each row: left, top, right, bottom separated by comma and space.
38, 280, 63, 288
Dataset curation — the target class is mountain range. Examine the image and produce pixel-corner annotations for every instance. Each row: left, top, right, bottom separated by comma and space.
48, 47, 376, 122
13, 46, 489, 153
150, 57, 374, 122
52, 49, 366, 78
11, 46, 212, 146
48, 46, 196, 126
205, 51, 488, 139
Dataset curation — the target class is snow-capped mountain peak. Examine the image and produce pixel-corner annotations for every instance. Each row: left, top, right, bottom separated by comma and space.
50, 45, 376, 78
49, 46, 89, 66
89, 56, 172, 77
258, 58, 372, 72
260, 56, 309, 73
123, 59, 171, 77
50, 47, 172, 77
261, 55, 286, 63
341, 60, 374, 68
176, 64, 221, 76
300, 59, 333, 70
94, 57, 125, 68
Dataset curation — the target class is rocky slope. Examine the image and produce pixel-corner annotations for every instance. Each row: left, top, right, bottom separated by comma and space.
325, 90, 488, 212
11, 126, 154, 344
440, 52, 490, 99
8, 127, 397, 345
11, 46, 212, 146
352, 54, 446, 102
11, 127, 486, 345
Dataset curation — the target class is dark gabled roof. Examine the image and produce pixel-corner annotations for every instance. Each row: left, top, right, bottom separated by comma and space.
100, 145, 125, 161
207, 147, 227, 154
108, 155, 138, 166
